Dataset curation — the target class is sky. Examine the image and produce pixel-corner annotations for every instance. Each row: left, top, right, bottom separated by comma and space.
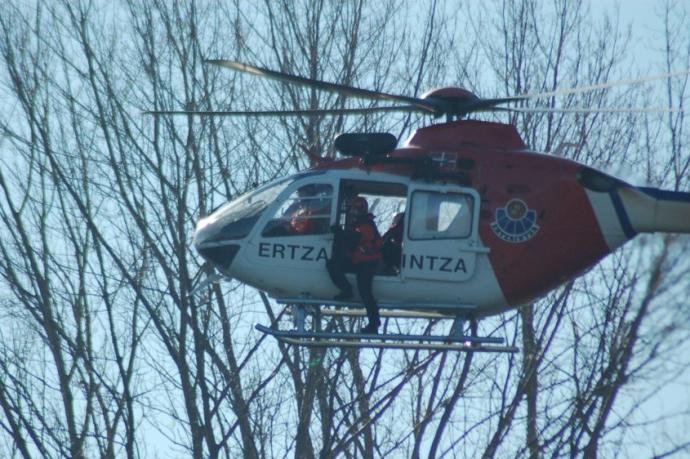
594, 0, 669, 67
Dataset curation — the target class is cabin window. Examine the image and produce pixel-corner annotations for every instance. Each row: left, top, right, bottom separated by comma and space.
409, 191, 473, 239
261, 183, 333, 237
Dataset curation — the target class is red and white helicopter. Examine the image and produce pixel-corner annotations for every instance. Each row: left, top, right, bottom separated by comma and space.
152, 61, 690, 352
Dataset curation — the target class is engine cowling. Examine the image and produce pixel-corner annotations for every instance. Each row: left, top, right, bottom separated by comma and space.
334, 132, 398, 157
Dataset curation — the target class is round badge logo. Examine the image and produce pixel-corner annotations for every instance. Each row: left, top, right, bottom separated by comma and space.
491, 199, 540, 243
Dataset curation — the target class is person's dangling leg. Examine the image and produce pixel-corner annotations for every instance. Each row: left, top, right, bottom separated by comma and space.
326, 256, 353, 300
355, 262, 380, 333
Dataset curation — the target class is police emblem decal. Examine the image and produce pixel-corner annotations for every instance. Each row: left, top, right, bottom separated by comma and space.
490, 199, 540, 243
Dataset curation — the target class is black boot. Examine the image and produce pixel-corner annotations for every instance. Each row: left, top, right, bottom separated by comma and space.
360, 321, 379, 334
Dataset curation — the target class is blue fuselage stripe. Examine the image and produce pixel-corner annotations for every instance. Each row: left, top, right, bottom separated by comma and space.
609, 190, 637, 239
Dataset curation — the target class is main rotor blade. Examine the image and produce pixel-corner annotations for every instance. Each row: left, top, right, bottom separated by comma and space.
205, 59, 437, 113
495, 106, 687, 114
516, 69, 690, 100
144, 105, 425, 117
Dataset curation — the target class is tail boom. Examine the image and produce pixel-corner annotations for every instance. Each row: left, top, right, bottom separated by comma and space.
620, 187, 690, 234
585, 185, 690, 252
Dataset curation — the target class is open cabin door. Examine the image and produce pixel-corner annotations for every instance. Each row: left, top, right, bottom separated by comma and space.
401, 184, 484, 282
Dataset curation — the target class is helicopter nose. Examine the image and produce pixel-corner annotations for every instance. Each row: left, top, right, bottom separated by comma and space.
193, 215, 241, 271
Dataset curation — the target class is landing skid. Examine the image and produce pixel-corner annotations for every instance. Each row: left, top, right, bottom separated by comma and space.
257, 298, 518, 353
255, 324, 518, 353
276, 297, 478, 314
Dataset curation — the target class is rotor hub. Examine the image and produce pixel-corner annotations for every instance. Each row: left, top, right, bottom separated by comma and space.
421, 87, 479, 101
420, 87, 484, 118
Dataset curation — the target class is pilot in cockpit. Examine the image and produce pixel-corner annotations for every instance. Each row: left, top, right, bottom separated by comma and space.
263, 183, 331, 236
289, 184, 331, 235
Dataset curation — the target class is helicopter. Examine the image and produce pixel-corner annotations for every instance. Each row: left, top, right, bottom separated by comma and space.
150, 60, 690, 352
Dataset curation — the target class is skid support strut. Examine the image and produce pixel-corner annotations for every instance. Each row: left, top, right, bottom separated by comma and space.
292, 304, 306, 332
449, 316, 478, 344
449, 316, 466, 340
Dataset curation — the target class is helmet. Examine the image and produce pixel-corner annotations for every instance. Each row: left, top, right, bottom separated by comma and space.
350, 196, 368, 214
298, 183, 331, 198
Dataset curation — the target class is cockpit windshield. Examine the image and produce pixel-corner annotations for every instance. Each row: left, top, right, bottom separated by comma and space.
197, 176, 293, 242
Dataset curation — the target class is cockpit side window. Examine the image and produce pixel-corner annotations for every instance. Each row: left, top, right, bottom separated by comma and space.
201, 177, 292, 242
409, 191, 473, 239
262, 183, 333, 237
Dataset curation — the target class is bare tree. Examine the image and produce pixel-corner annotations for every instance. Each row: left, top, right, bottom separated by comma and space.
0, 1, 688, 458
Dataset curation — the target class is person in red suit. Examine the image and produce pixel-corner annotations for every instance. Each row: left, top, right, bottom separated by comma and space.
327, 196, 382, 334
